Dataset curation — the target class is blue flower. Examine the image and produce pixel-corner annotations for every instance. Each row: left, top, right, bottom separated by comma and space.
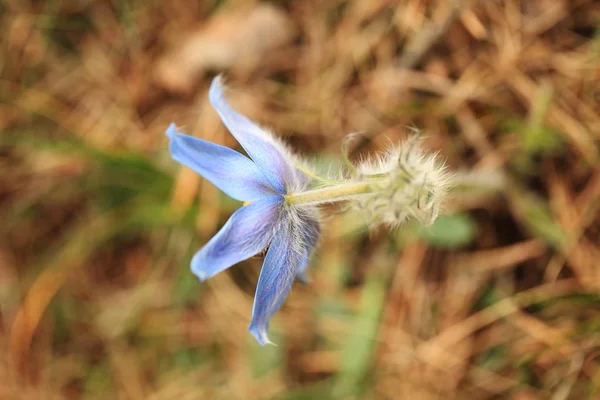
166, 76, 320, 345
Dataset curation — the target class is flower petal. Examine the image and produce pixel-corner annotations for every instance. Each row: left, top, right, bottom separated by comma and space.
191, 196, 283, 281
166, 123, 276, 202
208, 76, 298, 194
248, 209, 319, 345
248, 233, 298, 345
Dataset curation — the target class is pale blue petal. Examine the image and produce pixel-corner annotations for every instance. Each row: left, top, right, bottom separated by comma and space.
248, 209, 320, 345
208, 76, 297, 194
248, 229, 299, 346
191, 196, 283, 281
166, 123, 276, 202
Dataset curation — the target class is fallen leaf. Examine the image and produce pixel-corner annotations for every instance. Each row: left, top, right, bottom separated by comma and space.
156, 4, 295, 94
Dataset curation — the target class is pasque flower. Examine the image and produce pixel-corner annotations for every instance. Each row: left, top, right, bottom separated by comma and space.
166, 76, 319, 345
166, 76, 451, 345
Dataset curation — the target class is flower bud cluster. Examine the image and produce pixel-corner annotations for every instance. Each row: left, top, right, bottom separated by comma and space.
350, 136, 451, 227
285, 134, 451, 228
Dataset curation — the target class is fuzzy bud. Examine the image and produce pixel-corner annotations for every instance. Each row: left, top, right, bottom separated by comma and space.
352, 135, 451, 227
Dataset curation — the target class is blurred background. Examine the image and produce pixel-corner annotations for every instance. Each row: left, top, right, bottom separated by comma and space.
1, 0, 600, 398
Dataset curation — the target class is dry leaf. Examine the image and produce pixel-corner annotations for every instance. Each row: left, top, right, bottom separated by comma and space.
156, 4, 295, 94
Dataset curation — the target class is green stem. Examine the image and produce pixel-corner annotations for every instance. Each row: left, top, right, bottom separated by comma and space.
285, 181, 378, 205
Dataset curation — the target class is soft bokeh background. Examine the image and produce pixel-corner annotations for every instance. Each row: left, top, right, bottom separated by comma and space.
2, 0, 600, 398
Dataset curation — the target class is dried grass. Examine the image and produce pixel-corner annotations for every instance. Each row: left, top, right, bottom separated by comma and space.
1, 0, 600, 399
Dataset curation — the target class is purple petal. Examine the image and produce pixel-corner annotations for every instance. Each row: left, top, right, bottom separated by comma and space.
208, 76, 298, 194
248, 234, 298, 345
166, 124, 276, 202
191, 196, 283, 281
248, 210, 319, 345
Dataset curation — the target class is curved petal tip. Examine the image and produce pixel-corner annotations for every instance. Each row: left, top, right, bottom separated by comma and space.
193, 268, 209, 282
165, 123, 178, 138
249, 323, 276, 346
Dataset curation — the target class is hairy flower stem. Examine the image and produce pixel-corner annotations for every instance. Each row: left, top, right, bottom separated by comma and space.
285, 181, 381, 205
